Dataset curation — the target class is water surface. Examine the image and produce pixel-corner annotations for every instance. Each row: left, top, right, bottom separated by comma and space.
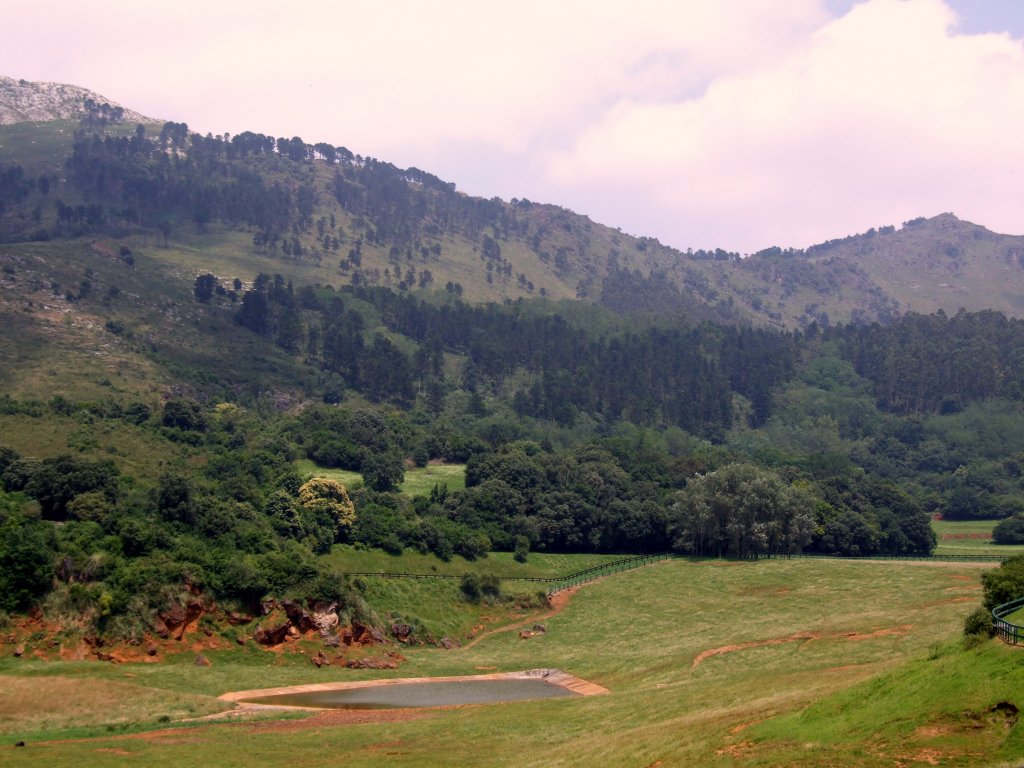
241, 678, 578, 709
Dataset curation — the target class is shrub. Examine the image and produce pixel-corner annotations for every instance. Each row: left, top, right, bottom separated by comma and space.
993, 515, 1024, 545
513, 535, 530, 563
460, 573, 482, 603
963, 606, 994, 638
981, 554, 1024, 610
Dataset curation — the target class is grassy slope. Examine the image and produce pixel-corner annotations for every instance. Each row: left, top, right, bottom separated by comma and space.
323, 545, 623, 579
1, 558, 1016, 767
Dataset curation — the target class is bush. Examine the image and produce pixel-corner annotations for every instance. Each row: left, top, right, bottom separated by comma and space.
513, 535, 530, 563
963, 606, 994, 638
460, 573, 482, 603
993, 515, 1024, 545
981, 554, 1024, 610
460, 573, 501, 604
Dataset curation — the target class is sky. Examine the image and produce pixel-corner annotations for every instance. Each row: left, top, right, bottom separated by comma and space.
2, 0, 1024, 254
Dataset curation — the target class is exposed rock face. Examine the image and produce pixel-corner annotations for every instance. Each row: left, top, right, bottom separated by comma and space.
156, 590, 209, 641
281, 600, 315, 633
252, 621, 291, 646
0, 76, 157, 125
260, 599, 280, 616
311, 603, 339, 636
347, 621, 386, 646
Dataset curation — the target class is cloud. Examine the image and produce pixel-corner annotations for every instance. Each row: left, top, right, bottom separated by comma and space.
540, 0, 1024, 251
2, 0, 1022, 252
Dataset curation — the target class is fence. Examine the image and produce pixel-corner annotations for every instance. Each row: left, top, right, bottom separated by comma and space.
340, 551, 1012, 598
756, 552, 1008, 563
993, 597, 1024, 645
341, 553, 674, 597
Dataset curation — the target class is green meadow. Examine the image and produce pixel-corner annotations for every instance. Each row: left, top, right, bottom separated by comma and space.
933, 518, 1023, 556
294, 459, 467, 496
1, 557, 1018, 767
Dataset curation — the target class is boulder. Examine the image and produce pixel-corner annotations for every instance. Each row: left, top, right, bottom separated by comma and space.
226, 610, 254, 626
194, 653, 211, 667
311, 602, 339, 635
252, 621, 291, 646
311, 651, 329, 668
158, 604, 186, 639
391, 623, 414, 643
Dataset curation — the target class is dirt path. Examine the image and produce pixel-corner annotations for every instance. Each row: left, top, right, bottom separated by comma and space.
691, 624, 914, 669
459, 584, 585, 650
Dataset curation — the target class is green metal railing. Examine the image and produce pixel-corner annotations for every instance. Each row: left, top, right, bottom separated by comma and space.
544, 553, 673, 595
756, 552, 1007, 563
993, 597, 1024, 645
341, 553, 673, 596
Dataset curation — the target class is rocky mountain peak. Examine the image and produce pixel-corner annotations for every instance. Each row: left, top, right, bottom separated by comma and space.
0, 75, 158, 125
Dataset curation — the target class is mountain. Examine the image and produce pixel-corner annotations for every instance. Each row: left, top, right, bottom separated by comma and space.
2, 76, 1024, 336
0, 75, 158, 126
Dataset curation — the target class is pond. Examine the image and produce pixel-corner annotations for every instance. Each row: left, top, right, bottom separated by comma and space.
239, 678, 578, 709
221, 669, 607, 710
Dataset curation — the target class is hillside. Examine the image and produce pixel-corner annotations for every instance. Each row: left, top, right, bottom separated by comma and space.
4, 78, 1024, 330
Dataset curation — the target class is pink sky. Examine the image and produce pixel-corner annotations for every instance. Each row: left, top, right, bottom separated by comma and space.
3, 0, 1023, 253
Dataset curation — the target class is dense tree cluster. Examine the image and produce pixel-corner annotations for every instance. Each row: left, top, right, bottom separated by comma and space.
836, 310, 1024, 414
232, 279, 797, 436
64, 127, 298, 237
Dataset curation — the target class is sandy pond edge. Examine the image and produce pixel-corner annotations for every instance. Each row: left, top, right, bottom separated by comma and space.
219, 668, 609, 709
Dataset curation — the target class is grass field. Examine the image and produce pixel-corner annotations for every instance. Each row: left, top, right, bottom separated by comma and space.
932, 518, 1023, 556
1, 557, 1017, 767
295, 459, 466, 496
